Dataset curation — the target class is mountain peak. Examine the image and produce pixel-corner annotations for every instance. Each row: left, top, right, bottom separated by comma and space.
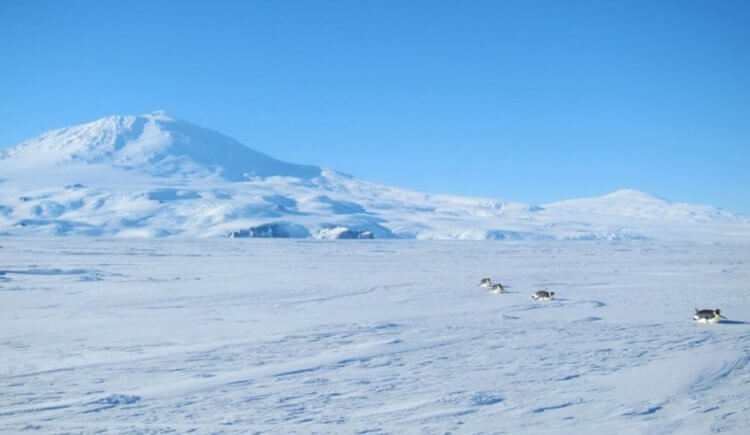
1, 113, 321, 181
601, 189, 668, 203
145, 110, 176, 121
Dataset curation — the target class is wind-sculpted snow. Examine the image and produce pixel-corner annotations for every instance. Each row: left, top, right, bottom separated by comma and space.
1, 112, 748, 240
0, 239, 748, 433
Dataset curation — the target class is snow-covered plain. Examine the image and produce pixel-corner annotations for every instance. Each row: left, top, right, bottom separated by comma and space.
2, 238, 749, 433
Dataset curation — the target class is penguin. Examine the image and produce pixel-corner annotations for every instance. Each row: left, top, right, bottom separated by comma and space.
532, 290, 554, 300
693, 308, 726, 324
491, 283, 507, 294
477, 278, 492, 289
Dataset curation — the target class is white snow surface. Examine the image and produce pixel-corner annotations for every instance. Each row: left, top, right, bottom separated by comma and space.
1, 238, 749, 433
1, 111, 748, 241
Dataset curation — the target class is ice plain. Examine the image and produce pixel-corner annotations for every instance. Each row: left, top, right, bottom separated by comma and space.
1, 238, 749, 434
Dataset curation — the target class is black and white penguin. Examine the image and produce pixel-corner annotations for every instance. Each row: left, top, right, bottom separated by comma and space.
477, 278, 492, 289
693, 308, 726, 324
532, 290, 554, 300
491, 283, 507, 294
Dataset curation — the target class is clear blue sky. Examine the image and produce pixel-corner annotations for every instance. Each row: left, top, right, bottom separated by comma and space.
1, 0, 748, 213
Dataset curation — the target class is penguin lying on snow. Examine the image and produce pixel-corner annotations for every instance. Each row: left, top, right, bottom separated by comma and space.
477, 278, 492, 289
491, 283, 507, 294
693, 308, 726, 324
532, 290, 554, 301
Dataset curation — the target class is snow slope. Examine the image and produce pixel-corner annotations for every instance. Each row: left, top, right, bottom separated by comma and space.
1, 239, 748, 433
0, 111, 748, 241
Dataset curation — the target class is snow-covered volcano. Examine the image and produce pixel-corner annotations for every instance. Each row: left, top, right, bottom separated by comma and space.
0, 111, 320, 181
0, 111, 747, 240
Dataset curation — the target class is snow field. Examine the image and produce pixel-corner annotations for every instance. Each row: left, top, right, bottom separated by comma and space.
1, 239, 749, 433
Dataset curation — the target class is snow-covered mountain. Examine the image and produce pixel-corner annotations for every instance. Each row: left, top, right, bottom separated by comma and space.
0, 111, 747, 240
1, 111, 320, 181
